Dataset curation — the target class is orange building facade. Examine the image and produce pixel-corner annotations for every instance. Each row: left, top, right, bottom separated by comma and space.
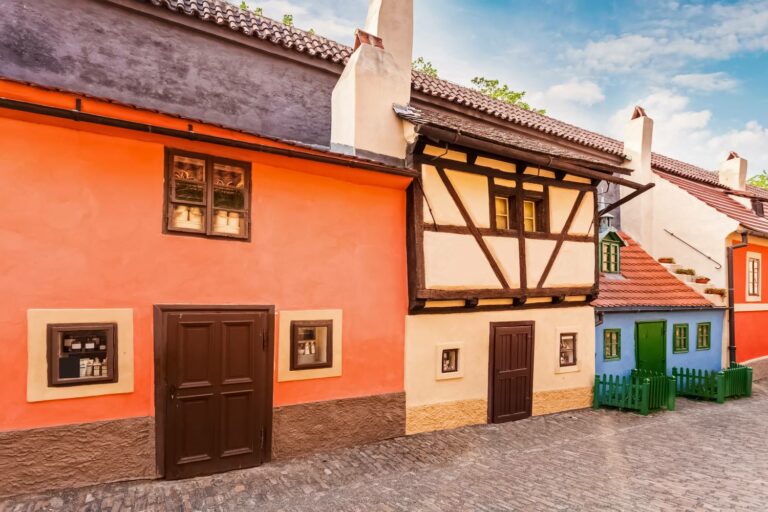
0, 80, 413, 496
733, 240, 768, 364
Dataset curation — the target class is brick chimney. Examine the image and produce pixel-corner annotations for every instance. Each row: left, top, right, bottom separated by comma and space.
331, 0, 413, 164
719, 151, 748, 191
620, 106, 655, 248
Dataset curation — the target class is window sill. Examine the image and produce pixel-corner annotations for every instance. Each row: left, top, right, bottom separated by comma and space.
555, 363, 581, 374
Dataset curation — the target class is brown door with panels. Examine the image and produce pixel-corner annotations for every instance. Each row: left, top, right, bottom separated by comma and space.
488, 321, 534, 423
155, 306, 273, 480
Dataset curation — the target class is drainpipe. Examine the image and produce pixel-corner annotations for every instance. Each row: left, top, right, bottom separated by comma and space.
727, 232, 748, 364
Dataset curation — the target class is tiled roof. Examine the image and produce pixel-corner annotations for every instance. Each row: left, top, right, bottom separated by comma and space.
394, 105, 626, 169
144, 0, 353, 63
654, 170, 768, 235
145, 0, 768, 200
410, 73, 626, 157
651, 153, 768, 200
592, 232, 715, 309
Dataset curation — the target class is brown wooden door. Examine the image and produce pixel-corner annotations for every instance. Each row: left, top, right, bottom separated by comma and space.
161, 307, 272, 480
489, 322, 534, 423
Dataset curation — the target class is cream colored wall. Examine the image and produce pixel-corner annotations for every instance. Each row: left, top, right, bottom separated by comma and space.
525, 239, 594, 287
550, 188, 594, 235
637, 175, 736, 288
404, 306, 596, 408
423, 231, 503, 289
485, 236, 522, 288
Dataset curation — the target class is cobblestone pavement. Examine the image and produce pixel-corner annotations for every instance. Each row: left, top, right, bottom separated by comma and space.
3, 381, 768, 512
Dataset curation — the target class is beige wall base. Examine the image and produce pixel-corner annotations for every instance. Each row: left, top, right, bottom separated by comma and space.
406, 399, 487, 435
0, 416, 155, 498
532, 386, 593, 416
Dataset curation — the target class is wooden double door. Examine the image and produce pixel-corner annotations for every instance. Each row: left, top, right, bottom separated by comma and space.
489, 322, 535, 423
155, 306, 274, 480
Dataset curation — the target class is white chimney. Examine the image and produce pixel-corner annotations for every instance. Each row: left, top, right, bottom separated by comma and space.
719, 151, 748, 191
331, 0, 413, 163
619, 106, 655, 248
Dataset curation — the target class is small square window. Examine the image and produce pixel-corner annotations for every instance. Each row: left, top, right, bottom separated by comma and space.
673, 324, 689, 353
559, 333, 577, 367
441, 348, 459, 373
696, 323, 711, 351
47, 323, 117, 386
603, 329, 620, 360
290, 320, 333, 370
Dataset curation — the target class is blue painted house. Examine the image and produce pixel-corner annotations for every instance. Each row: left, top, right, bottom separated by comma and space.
593, 230, 725, 376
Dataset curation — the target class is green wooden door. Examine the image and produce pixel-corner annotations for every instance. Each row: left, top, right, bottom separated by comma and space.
635, 321, 666, 374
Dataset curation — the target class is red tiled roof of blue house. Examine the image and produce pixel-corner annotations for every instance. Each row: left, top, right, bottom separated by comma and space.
143, 0, 768, 200
592, 232, 716, 309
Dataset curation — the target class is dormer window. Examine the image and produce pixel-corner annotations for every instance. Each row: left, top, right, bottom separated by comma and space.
599, 231, 624, 274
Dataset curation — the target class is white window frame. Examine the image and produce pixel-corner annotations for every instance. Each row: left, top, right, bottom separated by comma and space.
747, 252, 762, 302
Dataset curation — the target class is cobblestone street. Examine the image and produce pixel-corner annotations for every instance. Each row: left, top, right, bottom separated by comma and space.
3, 381, 767, 512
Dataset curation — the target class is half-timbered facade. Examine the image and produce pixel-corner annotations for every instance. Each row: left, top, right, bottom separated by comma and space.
395, 106, 649, 434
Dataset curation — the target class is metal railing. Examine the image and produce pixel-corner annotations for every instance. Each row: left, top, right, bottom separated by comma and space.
664, 229, 723, 269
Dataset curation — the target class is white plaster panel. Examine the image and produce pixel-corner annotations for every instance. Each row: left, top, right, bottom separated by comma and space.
623, 173, 739, 288
445, 169, 491, 228
27, 309, 134, 402
485, 236, 521, 288
476, 157, 516, 173
404, 306, 596, 407
423, 145, 467, 162
421, 165, 464, 226
524, 167, 556, 178
549, 188, 594, 235
526, 238, 556, 285
544, 242, 595, 288
424, 231, 502, 289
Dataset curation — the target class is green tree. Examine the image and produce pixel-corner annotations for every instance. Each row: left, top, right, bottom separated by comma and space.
283, 14, 294, 26
412, 57, 438, 77
471, 77, 545, 115
239, 1, 247, 9
254, 7, 263, 16
747, 170, 768, 189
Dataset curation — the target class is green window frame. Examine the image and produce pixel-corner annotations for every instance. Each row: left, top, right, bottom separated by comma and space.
696, 322, 711, 350
673, 324, 689, 353
601, 240, 620, 273
603, 329, 621, 360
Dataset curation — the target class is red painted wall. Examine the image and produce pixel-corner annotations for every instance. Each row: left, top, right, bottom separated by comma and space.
733, 242, 768, 362
0, 82, 409, 431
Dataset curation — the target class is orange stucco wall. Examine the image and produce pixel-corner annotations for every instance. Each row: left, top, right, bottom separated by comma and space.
0, 82, 409, 431
733, 242, 768, 362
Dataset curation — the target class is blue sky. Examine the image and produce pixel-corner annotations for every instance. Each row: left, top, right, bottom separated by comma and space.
237, 0, 768, 174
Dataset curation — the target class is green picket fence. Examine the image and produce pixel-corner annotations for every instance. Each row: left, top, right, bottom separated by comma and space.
593, 370, 675, 415
672, 363, 752, 403
631, 369, 677, 411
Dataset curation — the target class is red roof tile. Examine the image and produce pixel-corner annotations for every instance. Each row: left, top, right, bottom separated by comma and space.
592, 232, 715, 309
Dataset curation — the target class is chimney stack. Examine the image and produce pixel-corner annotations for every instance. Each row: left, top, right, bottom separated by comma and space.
330, 0, 413, 164
719, 151, 748, 191
619, 106, 655, 248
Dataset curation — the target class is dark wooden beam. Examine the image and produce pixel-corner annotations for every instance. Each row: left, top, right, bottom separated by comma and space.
515, 178, 528, 292
536, 190, 587, 288
434, 165, 511, 289
415, 156, 596, 192
423, 223, 594, 243
415, 125, 644, 189
598, 183, 655, 216
416, 286, 595, 300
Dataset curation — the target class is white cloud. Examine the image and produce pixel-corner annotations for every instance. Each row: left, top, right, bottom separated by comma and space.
569, 0, 768, 73
671, 72, 739, 92
610, 90, 768, 175
532, 80, 606, 106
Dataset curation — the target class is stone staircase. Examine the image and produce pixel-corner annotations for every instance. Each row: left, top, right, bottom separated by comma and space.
658, 262, 727, 307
